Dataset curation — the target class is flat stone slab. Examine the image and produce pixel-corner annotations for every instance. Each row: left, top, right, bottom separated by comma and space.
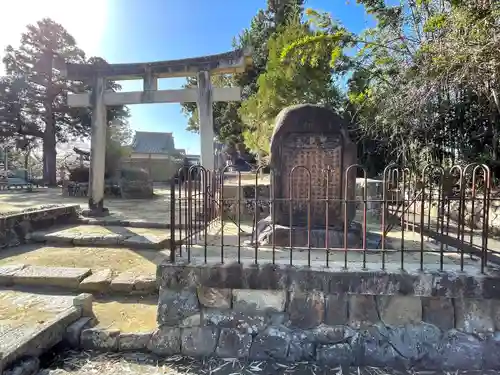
0, 264, 26, 284
29, 225, 173, 249
10, 266, 91, 288
0, 290, 85, 372
79, 269, 114, 292
110, 270, 157, 294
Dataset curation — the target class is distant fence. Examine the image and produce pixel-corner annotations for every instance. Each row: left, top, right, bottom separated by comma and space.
168, 163, 497, 273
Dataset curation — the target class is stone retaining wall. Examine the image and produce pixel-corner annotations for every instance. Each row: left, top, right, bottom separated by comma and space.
148, 262, 500, 370
0, 205, 80, 248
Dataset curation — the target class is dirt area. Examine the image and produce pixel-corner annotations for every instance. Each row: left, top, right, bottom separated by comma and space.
92, 296, 158, 333
223, 174, 270, 186
196, 219, 438, 252
0, 245, 168, 274
40, 351, 494, 375
0, 187, 171, 223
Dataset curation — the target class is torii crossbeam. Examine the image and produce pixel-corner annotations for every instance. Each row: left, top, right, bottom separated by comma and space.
62, 49, 252, 216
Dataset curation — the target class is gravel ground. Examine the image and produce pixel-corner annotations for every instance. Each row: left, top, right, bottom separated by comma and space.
37, 350, 497, 375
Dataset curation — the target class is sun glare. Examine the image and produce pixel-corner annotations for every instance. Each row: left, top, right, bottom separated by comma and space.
0, 0, 108, 69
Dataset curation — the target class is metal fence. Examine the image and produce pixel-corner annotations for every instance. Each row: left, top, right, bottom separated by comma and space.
168, 163, 497, 273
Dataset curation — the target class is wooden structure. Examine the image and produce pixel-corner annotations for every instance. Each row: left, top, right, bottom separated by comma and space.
270, 104, 357, 229
61, 49, 252, 215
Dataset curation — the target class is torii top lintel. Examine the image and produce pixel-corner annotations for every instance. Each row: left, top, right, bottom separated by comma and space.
61, 48, 253, 81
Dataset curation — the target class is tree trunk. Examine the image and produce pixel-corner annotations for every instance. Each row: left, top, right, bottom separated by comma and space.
43, 137, 57, 185
43, 119, 57, 186
24, 150, 29, 181
491, 88, 500, 168
24, 148, 30, 170
42, 49, 57, 186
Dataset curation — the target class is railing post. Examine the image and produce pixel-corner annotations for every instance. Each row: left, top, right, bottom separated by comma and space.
170, 178, 176, 263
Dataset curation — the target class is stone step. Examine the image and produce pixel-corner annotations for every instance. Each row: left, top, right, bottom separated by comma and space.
0, 264, 159, 295
27, 224, 185, 249
0, 244, 169, 295
0, 290, 91, 372
0, 264, 91, 289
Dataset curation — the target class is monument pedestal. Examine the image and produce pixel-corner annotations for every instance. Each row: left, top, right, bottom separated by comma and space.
251, 217, 362, 248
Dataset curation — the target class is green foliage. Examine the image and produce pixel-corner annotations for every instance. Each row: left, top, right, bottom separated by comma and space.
180, 0, 304, 148
181, 75, 244, 145
240, 17, 342, 155
279, 0, 500, 175
423, 14, 448, 32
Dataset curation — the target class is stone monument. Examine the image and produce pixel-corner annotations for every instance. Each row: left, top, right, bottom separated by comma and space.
254, 104, 360, 248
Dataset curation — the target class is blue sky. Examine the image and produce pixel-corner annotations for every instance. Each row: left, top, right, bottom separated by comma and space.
95, 0, 373, 155
0, 0, 372, 155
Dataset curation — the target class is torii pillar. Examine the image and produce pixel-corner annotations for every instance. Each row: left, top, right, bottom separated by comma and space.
88, 76, 107, 216
62, 49, 252, 217
197, 71, 215, 171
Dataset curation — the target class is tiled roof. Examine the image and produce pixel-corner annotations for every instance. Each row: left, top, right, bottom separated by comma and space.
131, 131, 175, 154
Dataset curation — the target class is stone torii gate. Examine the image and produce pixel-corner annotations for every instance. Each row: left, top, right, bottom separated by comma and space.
62, 49, 252, 216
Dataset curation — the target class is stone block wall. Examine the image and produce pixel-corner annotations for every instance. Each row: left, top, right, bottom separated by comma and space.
154, 262, 500, 370
0, 205, 80, 248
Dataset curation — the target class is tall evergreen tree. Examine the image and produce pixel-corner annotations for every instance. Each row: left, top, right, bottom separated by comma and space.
1, 19, 129, 185
240, 17, 342, 156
